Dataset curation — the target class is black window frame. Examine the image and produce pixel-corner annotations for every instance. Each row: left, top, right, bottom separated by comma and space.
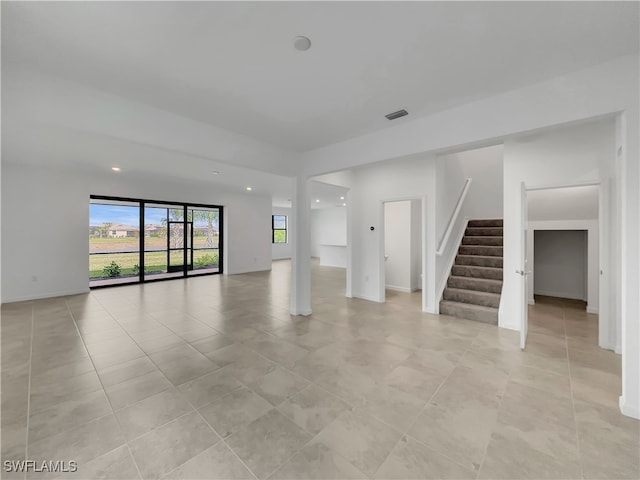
272, 215, 287, 244
90, 194, 223, 289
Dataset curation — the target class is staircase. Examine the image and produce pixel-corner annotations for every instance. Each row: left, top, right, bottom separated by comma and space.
439, 219, 503, 324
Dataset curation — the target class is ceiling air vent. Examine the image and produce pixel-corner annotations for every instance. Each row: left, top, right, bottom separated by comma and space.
385, 109, 408, 120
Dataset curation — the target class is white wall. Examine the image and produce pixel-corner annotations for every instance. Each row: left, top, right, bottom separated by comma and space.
436, 155, 466, 244
384, 201, 412, 291
348, 155, 436, 310
310, 207, 347, 257
534, 230, 588, 301
458, 145, 504, 221
1, 163, 273, 303
272, 207, 293, 260
4, 64, 296, 176
436, 144, 504, 240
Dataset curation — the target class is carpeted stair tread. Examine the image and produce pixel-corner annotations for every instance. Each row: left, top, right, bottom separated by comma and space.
443, 287, 500, 308
455, 255, 503, 268
458, 245, 503, 257
440, 218, 504, 323
467, 219, 503, 228
465, 227, 503, 236
448, 275, 503, 294
439, 301, 498, 325
451, 265, 503, 280
462, 236, 503, 246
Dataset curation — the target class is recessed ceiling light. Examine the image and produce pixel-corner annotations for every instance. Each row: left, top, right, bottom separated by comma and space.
211, 170, 220, 175
315, 199, 320, 203
293, 36, 312, 51
342, 203, 347, 207
340, 196, 345, 200
111, 166, 121, 172
246, 186, 252, 191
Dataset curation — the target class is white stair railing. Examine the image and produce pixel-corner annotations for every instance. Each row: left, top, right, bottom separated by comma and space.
436, 178, 472, 310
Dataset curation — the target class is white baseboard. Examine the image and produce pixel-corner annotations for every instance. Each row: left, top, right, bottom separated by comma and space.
615, 344, 622, 354
227, 266, 272, 275
290, 308, 312, 316
352, 292, 383, 303
528, 299, 536, 305
2, 288, 90, 304
586, 305, 598, 314
620, 396, 640, 419
385, 285, 412, 293
499, 320, 520, 332
534, 289, 586, 301
599, 341, 617, 352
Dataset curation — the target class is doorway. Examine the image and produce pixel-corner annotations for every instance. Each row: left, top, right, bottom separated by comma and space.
382, 199, 423, 308
167, 220, 193, 273
533, 230, 588, 302
522, 184, 605, 349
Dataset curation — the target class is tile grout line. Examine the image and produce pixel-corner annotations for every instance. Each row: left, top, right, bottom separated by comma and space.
22, 303, 35, 480
64, 299, 144, 480
161, 343, 300, 480
563, 304, 586, 480
190, 408, 260, 480
233, 319, 490, 477
369, 347, 471, 479
179, 323, 391, 478
89, 292, 209, 480
473, 350, 511, 480
136, 325, 263, 479
95, 296, 252, 480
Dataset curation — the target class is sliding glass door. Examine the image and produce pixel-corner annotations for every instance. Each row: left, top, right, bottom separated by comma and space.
189, 206, 220, 276
90, 196, 222, 288
89, 199, 141, 287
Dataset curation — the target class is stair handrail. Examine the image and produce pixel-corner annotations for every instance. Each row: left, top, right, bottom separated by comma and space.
436, 178, 472, 256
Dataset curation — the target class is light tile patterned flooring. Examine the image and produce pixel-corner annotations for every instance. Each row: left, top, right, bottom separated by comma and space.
1, 260, 638, 479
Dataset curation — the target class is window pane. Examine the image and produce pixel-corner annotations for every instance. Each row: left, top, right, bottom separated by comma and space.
144, 204, 182, 280
273, 215, 287, 229
274, 230, 287, 243
91, 197, 222, 286
89, 200, 140, 287
191, 208, 220, 249
193, 248, 219, 269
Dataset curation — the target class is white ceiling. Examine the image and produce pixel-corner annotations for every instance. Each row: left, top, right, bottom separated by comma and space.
528, 185, 599, 222
3, 1, 638, 152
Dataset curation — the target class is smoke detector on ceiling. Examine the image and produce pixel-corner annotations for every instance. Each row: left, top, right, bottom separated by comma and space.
293, 36, 312, 51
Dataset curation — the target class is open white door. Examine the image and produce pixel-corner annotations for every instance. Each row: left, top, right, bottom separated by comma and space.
519, 182, 529, 349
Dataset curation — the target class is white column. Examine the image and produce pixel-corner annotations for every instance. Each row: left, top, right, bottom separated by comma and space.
619, 109, 640, 419
290, 175, 312, 316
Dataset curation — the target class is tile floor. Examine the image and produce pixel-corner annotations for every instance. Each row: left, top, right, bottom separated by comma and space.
1, 260, 638, 479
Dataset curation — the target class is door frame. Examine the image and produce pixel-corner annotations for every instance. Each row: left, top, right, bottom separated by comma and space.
167, 220, 194, 273
378, 194, 432, 312
519, 182, 529, 349
520, 181, 608, 349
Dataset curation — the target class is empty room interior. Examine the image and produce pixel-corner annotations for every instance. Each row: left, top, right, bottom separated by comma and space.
1, 2, 639, 480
